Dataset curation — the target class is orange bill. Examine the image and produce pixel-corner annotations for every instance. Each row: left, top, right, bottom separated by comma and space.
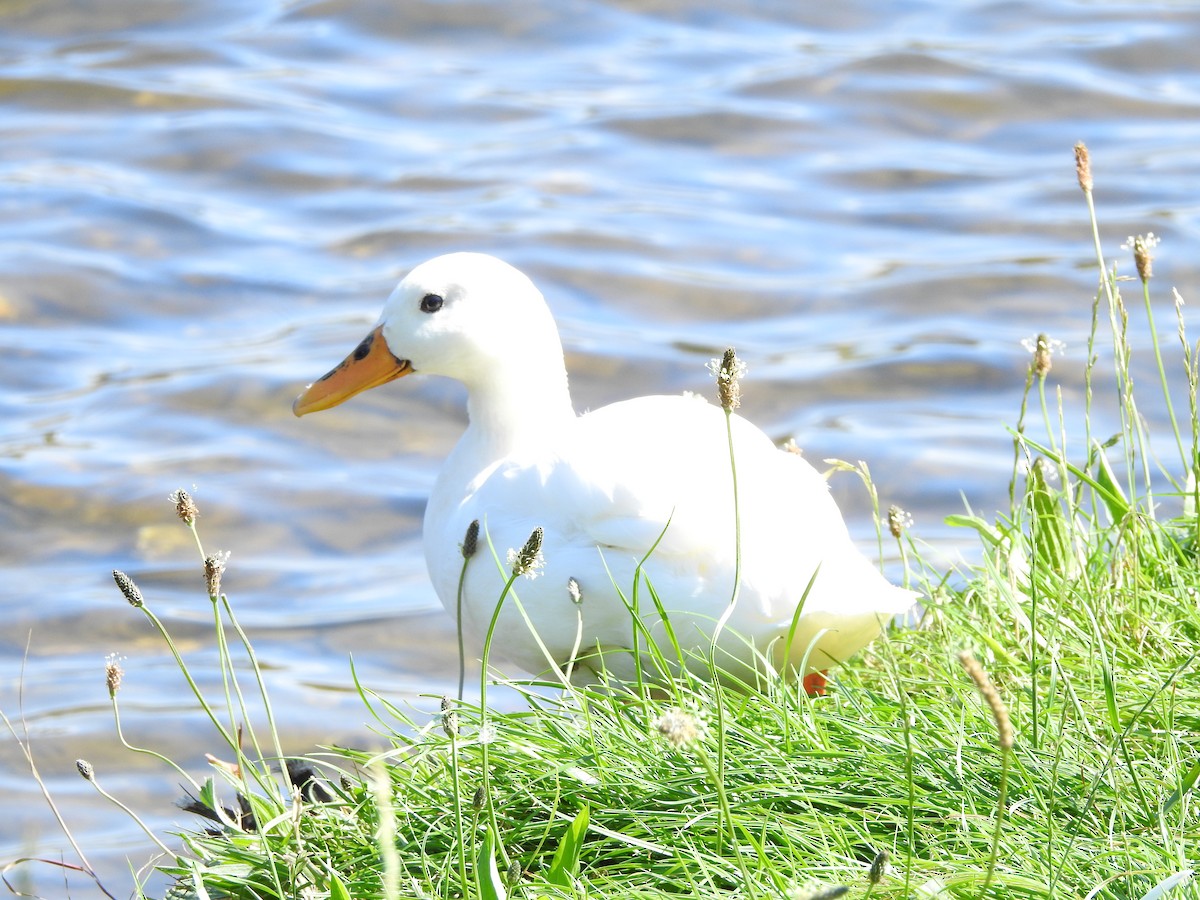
293, 324, 412, 416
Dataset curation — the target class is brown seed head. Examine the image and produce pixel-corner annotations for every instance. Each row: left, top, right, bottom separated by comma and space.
958, 650, 1014, 750
886, 506, 912, 539
1074, 142, 1092, 193
1033, 333, 1053, 377
76, 759, 95, 781
105, 654, 124, 699
511, 526, 544, 577
1132, 234, 1155, 282
461, 519, 480, 559
204, 551, 229, 598
868, 849, 889, 885
112, 570, 144, 608
712, 347, 744, 411
1023, 333, 1064, 378
170, 489, 199, 525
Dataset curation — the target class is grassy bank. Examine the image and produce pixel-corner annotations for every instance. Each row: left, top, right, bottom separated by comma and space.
8, 145, 1200, 900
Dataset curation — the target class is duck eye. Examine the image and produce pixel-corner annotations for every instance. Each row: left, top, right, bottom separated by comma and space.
420, 293, 444, 313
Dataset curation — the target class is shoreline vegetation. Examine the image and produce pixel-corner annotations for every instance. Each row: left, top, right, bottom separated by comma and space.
5, 144, 1200, 899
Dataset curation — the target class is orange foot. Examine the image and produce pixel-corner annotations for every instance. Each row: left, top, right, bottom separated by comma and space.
802, 670, 828, 696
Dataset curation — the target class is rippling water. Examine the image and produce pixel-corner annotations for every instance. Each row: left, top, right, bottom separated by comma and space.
3, 1, 1199, 894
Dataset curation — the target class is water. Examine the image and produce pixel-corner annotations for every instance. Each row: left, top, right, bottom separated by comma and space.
3, 0, 1199, 894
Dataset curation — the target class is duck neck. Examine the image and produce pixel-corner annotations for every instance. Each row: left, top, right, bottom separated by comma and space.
460, 356, 576, 466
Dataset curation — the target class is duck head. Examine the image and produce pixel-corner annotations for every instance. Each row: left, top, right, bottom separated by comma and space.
293, 252, 560, 416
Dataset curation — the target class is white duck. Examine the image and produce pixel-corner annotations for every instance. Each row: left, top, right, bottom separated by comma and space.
295, 253, 915, 688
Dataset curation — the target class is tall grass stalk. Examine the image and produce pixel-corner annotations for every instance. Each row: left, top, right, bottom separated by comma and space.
109, 690, 202, 794
1139, 274, 1187, 475
711, 347, 745, 648
456, 519, 480, 701
74, 759, 176, 860
711, 345, 746, 860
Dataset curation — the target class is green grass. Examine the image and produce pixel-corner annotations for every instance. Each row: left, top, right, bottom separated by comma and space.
6, 144, 1200, 899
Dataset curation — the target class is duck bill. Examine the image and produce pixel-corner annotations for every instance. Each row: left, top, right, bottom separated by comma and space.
293, 325, 413, 416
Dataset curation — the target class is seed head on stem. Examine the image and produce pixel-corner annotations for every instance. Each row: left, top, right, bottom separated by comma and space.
440, 697, 459, 739
1021, 334, 1064, 379
958, 650, 1014, 750
204, 551, 230, 598
709, 348, 746, 411
461, 519, 479, 559
868, 848, 889, 884
112, 570, 144, 608
886, 506, 913, 539
105, 654, 124, 699
169, 489, 199, 525
507, 527, 545, 579
1074, 141, 1092, 193
1122, 232, 1159, 284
